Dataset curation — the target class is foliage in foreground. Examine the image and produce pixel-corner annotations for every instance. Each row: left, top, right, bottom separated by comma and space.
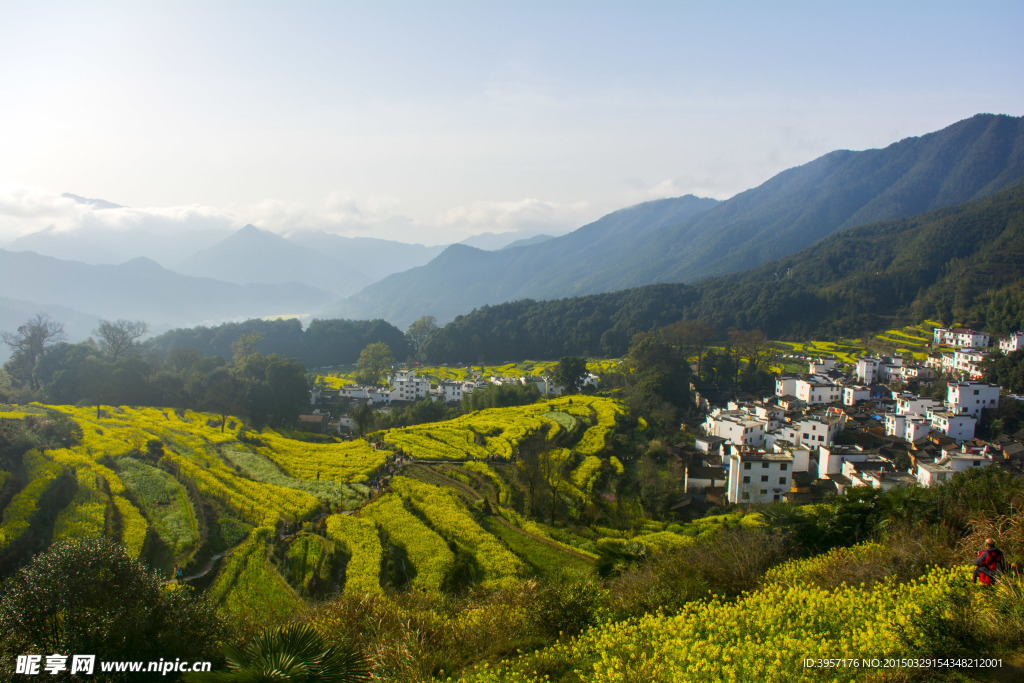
0, 538, 225, 679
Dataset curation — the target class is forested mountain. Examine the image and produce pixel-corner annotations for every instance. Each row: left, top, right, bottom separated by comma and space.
331, 114, 1024, 327
329, 194, 720, 326
0, 249, 336, 330
419, 180, 1024, 362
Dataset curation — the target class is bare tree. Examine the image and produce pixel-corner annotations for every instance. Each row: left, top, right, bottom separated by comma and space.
95, 319, 148, 361
1, 313, 65, 389
728, 328, 773, 381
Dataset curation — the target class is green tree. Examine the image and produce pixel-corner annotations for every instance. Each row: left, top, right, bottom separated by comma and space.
552, 356, 588, 394
185, 623, 369, 682
355, 342, 395, 386
0, 538, 225, 679
406, 315, 438, 361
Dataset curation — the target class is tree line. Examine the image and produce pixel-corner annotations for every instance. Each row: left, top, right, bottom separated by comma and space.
1, 316, 309, 429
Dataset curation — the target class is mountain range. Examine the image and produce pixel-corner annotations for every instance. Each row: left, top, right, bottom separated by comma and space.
2, 113, 1022, 348
330, 113, 1024, 327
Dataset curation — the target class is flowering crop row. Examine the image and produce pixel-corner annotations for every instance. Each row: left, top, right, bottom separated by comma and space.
112, 494, 149, 557
571, 456, 603, 494
209, 526, 305, 623
0, 450, 65, 553
219, 446, 365, 510
360, 493, 454, 592
114, 456, 199, 559
254, 430, 384, 483
52, 468, 109, 542
325, 514, 384, 597
453, 564, 974, 682
391, 477, 528, 589
461, 461, 511, 506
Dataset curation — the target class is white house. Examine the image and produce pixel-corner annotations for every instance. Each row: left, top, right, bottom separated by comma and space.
917, 451, 991, 487
933, 327, 990, 348
703, 411, 768, 447
895, 392, 941, 417
999, 332, 1024, 355
727, 451, 794, 504
843, 386, 872, 406
809, 357, 837, 375
817, 445, 879, 480
775, 376, 799, 398
952, 348, 988, 378
436, 380, 464, 403
884, 413, 906, 439
929, 409, 976, 444
903, 416, 932, 443
794, 378, 841, 405
947, 381, 1000, 418
856, 355, 904, 384
390, 370, 431, 402
899, 365, 936, 382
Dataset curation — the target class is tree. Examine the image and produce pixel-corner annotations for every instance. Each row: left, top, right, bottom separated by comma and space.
1, 313, 65, 390
95, 319, 148, 361
406, 315, 438, 361
0, 538, 224, 678
552, 356, 588, 394
185, 623, 369, 682
728, 328, 773, 387
661, 320, 716, 379
203, 367, 242, 433
356, 342, 395, 386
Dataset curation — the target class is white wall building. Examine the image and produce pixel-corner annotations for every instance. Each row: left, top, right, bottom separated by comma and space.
947, 381, 1000, 418
929, 409, 977, 444
727, 451, 794, 504
794, 379, 841, 405
843, 386, 872, 406
775, 376, 799, 398
390, 370, 431, 402
703, 411, 768, 447
999, 332, 1024, 355
856, 356, 904, 384
895, 393, 941, 417
952, 348, 988, 377
933, 327, 990, 348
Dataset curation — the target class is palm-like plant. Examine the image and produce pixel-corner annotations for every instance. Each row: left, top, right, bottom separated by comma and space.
185, 623, 370, 682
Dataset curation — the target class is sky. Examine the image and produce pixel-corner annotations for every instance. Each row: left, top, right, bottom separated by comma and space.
0, 0, 1022, 247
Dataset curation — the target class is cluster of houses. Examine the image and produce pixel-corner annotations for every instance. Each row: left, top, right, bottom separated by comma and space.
304, 368, 599, 433
926, 327, 1024, 379
684, 327, 1024, 509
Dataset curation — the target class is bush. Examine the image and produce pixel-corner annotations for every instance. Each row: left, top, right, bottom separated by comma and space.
0, 538, 226, 679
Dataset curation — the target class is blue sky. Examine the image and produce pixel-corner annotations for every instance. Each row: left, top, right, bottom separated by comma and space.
0, 0, 1021, 245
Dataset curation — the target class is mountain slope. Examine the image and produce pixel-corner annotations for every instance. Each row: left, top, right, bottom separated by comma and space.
175, 225, 369, 297
284, 231, 446, 280
419, 180, 1024, 362
0, 250, 336, 330
329, 194, 720, 326
331, 114, 1024, 327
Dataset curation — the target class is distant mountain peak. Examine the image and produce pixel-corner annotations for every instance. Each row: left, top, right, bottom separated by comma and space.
61, 193, 123, 210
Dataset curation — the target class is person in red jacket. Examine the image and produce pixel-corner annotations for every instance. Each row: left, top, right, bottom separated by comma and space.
974, 538, 1006, 585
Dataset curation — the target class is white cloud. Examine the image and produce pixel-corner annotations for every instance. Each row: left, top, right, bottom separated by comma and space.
436, 198, 590, 236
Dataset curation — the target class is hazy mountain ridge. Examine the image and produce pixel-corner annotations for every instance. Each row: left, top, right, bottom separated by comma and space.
329, 194, 721, 327
0, 249, 336, 331
175, 225, 370, 297
329, 114, 1024, 327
